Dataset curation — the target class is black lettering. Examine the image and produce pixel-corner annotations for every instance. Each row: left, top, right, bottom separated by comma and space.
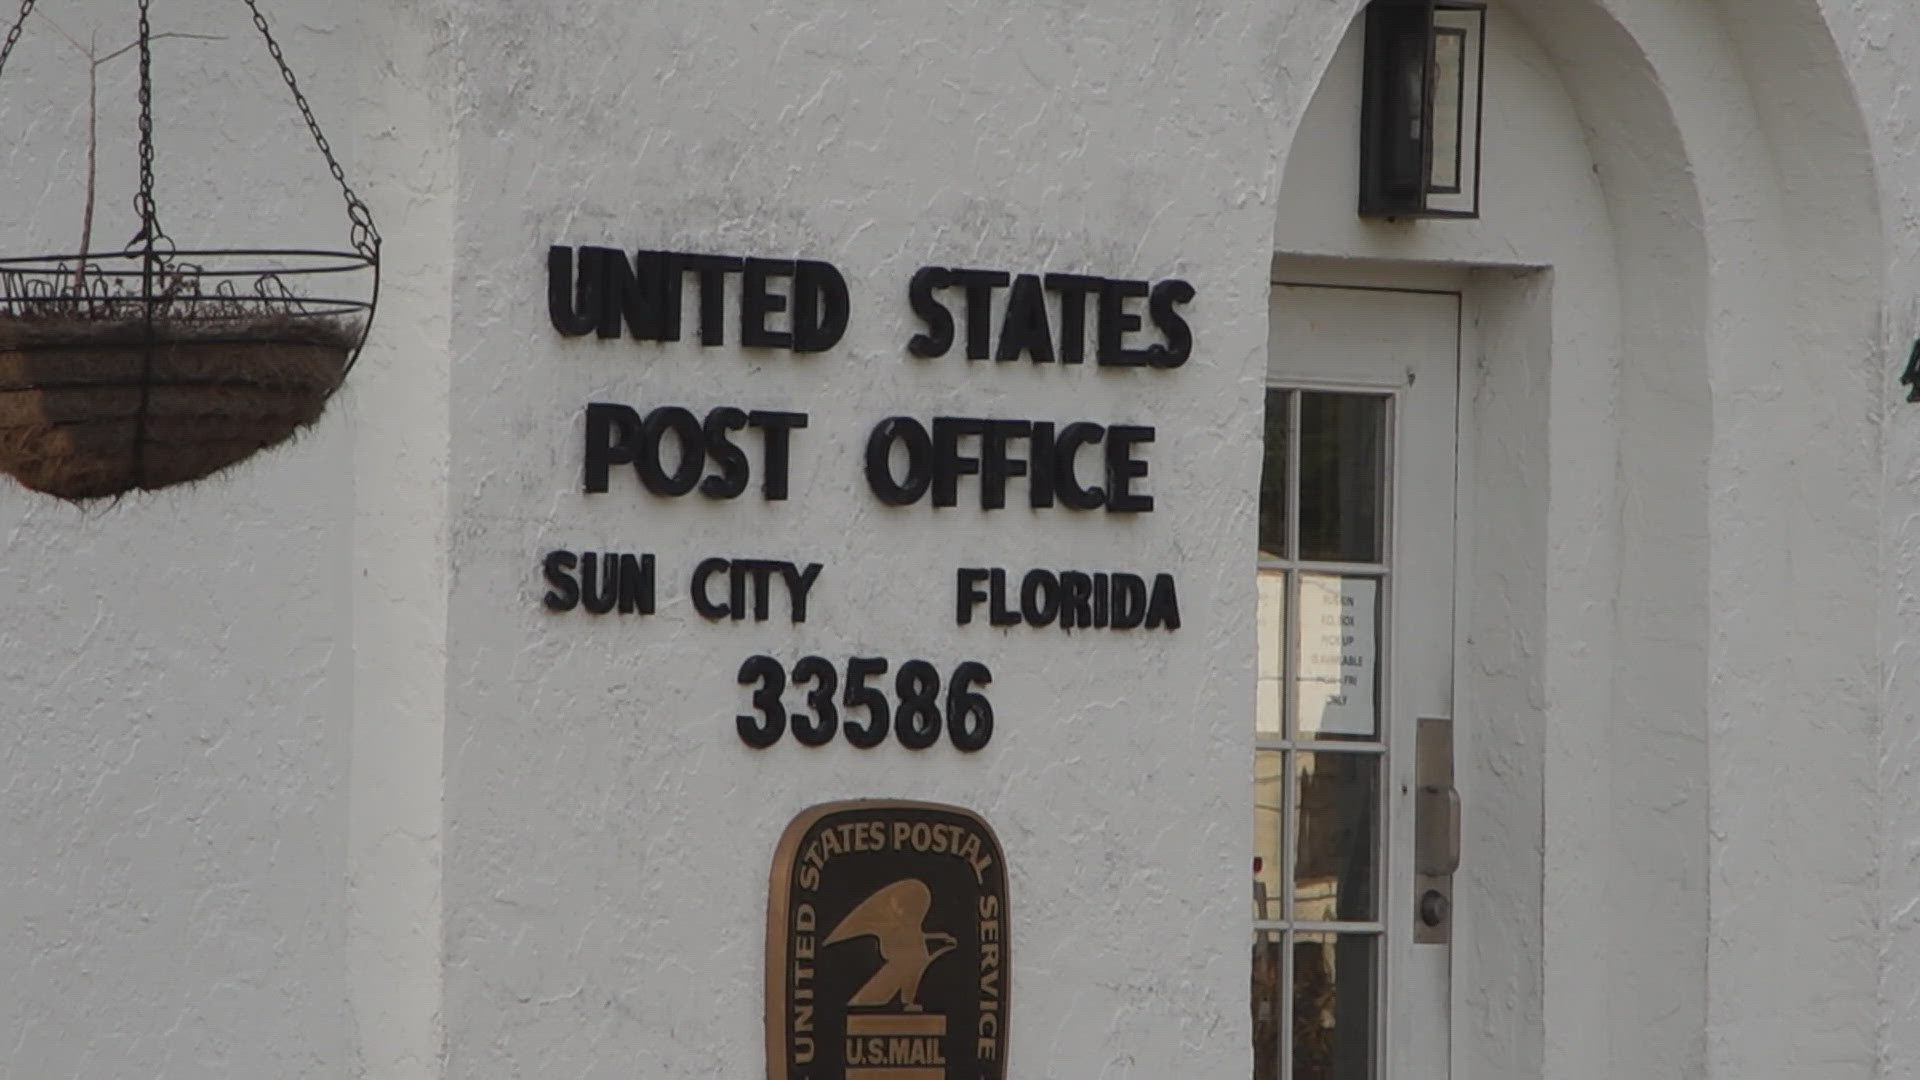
583, 402, 643, 493
950, 269, 1011, 360
979, 419, 1032, 511
1045, 274, 1102, 364
682, 253, 745, 345
547, 246, 600, 336
551, 247, 853, 351
745, 560, 776, 621
866, 417, 933, 505
995, 273, 1055, 363
692, 558, 729, 619
701, 407, 751, 500
1020, 569, 1060, 627
748, 411, 808, 501
988, 568, 1020, 626
602, 249, 672, 340
587, 246, 632, 339
783, 562, 823, 623
581, 552, 619, 615
908, 267, 955, 358
1097, 278, 1151, 365
618, 553, 656, 615
1105, 425, 1155, 512
931, 416, 986, 508
1028, 421, 1057, 507
792, 260, 850, 352
1148, 279, 1195, 367
740, 258, 796, 349
1092, 571, 1110, 627
957, 568, 990, 625
542, 550, 580, 611
637, 251, 683, 341
1059, 570, 1093, 630
1146, 573, 1181, 630
1112, 573, 1147, 629
1054, 422, 1107, 510
638, 406, 705, 496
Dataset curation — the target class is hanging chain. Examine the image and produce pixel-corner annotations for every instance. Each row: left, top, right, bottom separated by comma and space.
0, 0, 377, 261
132, 0, 161, 492
131, 0, 169, 257
243, 0, 378, 259
0, 0, 34, 83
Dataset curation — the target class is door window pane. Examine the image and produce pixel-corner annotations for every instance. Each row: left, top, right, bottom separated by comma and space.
1292, 933, 1378, 1080
1293, 752, 1380, 923
1253, 929, 1286, 1080
1257, 570, 1286, 736
1298, 393, 1387, 563
1255, 749, 1286, 921
1260, 389, 1291, 559
1254, 379, 1398, 1078
1293, 573, 1381, 740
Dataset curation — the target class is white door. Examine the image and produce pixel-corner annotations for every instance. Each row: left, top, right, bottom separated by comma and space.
1253, 278, 1460, 1080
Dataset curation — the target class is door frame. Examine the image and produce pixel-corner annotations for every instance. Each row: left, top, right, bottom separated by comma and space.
1269, 257, 1478, 1080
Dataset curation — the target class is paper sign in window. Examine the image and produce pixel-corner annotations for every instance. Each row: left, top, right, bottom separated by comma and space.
1294, 573, 1379, 738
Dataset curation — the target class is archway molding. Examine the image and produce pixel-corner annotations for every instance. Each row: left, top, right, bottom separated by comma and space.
1265, 1, 1883, 1076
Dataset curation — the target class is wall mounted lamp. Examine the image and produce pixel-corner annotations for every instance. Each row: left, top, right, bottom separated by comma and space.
1359, 0, 1487, 219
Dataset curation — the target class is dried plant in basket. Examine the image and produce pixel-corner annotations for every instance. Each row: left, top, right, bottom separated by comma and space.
0, 263, 365, 499
0, 0, 381, 501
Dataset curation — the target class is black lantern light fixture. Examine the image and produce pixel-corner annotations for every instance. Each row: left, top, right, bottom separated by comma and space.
1359, 0, 1487, 219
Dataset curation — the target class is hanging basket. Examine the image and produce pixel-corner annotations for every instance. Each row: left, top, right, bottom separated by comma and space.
0, 0, 382, 500
0, 249, 373, 498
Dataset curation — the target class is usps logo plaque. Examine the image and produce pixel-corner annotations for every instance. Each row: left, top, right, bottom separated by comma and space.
767, 801, 1009, 1080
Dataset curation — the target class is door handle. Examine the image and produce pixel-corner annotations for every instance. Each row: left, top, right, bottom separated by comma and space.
1416, 783, 1461, 876
1414, 716, 1456, 944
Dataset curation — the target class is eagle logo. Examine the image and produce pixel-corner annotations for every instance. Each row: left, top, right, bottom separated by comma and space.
824, 879, 958, 1009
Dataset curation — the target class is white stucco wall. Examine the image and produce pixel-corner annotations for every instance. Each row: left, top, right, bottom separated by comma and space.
3, 0, 1918, 1077
438, 2, 1280, 1076
1274, 12, 1623, 1075
0, 2, 371, 1074
1832, 0, 1920, 1074
1275, 3, 1887, 1077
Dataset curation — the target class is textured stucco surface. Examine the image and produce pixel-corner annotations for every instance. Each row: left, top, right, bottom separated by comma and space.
3, 0, 1919, 1077
0, 2, 370, 1074
439, 2, 1279, 1077
1838, 0, 1920, 1074
1277, 1, 1887, 1077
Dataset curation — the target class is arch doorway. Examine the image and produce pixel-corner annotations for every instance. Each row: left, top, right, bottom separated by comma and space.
1252, 2, 1882, 1077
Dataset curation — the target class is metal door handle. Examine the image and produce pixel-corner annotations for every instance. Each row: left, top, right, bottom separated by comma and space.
1416, 783, 1461, 876
1414, 716, 1456, 943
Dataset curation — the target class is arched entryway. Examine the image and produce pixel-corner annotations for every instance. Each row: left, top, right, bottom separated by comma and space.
1258, 1, 1883, 1076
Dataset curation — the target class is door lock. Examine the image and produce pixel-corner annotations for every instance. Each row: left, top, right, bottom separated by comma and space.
1414, 716, 1457, 944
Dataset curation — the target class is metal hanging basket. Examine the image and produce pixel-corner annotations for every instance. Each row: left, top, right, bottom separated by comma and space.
0, 0, 379, 500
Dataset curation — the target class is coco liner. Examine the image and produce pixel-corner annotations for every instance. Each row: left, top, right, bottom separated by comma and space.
0, 310, 359, 499
0, 0, 383, 500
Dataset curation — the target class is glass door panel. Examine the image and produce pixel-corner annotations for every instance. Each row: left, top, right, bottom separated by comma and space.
1257, 280, 1460, 1080
1254, 387, 1389, 1080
